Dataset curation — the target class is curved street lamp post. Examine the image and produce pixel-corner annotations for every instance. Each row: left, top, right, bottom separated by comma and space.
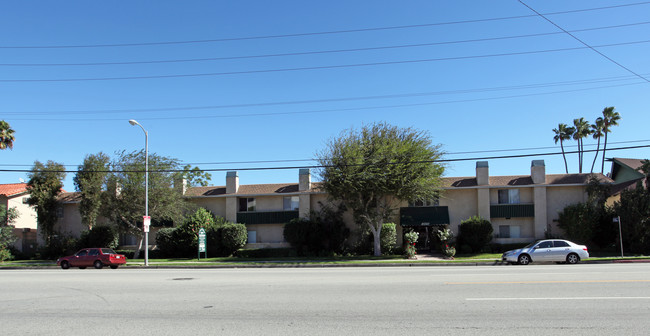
129, 119, 149, 266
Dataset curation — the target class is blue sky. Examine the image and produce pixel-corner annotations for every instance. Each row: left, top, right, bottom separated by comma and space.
1, 1, 649, 191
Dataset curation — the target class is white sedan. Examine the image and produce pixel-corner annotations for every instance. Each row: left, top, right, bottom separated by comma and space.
502, 239, 589, 265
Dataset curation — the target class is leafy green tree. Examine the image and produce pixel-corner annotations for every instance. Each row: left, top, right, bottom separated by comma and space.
180, 164, 212, 187
613, 182, 650, 254
74, 152, 110, 230
26, 160, 66, 246
0, 120, 15, 150
572, 118, 592, 174
557, 177, 616, 249
600, 107, 621, 174
0, 205, 19, 261
100, 150, 191, 257
553, 123, 575, 174
317, 122, 445, 256
590, 117, 604, 174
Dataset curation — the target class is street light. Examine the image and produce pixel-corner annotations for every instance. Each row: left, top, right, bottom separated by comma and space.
129, 119, 149, 266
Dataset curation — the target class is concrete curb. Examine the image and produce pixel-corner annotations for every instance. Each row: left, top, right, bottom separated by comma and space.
4, 258, 648, 270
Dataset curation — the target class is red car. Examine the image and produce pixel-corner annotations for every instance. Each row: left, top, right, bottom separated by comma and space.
57, 248, 127, 269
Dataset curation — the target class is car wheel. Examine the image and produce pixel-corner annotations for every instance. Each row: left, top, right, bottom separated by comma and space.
518, 254, 531, 265
60, 261, 70, 270
566, 253, 580, 264
93, 260, 103, 269
110, 265, 118, 269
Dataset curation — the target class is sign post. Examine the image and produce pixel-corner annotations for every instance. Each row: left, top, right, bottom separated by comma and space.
198, 228, 207, 260
613, 216, 624, 258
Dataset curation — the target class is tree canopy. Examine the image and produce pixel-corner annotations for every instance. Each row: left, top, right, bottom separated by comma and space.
0, 120, 15, 150
317, 122, 445, 256
26, 160, 66, 245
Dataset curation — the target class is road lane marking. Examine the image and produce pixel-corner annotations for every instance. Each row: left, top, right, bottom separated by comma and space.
467, 297, 650, 301
446, 279, 650, 285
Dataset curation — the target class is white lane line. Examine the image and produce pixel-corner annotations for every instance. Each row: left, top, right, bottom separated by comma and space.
467, 297, 650, 301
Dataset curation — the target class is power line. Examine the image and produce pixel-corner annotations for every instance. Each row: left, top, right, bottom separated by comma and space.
2, 2, 649, 49
4, 21, 650, 67
6, 80, 645, 121
1, 144, 648, 173
519, 0, 650, 84
3, 40, 650, 83
2, 73, 643, 116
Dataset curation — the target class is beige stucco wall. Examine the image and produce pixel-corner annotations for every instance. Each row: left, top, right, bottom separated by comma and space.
54, 203, 85, 238
546, 185, 588, 237
190, 197, 227, 218
6, 195, 37, 229
441, 188, 478, 232
246, 224, 286, 244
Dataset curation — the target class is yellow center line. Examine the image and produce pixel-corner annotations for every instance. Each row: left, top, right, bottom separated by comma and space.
446, 279, 650, 285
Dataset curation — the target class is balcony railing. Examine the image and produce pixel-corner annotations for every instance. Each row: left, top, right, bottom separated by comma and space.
400, 206, 450, 227
237, 210, 299, 225
490, 204, 535, 218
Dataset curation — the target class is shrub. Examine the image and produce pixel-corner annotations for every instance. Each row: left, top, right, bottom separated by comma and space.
218, 223, 247, 256
154, 228, 177, 257
38, 231, 78, 260
77, 225, 119, 249
380, 223, 397, 255
403, 230, 419, 258
283, 204, 350, 256
457, 216, 493, 253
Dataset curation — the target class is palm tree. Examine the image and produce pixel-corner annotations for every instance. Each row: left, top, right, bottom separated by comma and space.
590, 117, 604, 173
572, 118, 592, 173
553, 123, 574, 173
0, 120, 15, 150
600, 107, 621, 174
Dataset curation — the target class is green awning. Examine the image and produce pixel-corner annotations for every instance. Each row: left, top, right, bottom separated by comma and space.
400, 206, 450, 227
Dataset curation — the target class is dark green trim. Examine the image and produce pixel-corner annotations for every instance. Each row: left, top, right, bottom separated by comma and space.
237, 211, 299, 225
490, 204, 535, 218
400, 206, 450, 226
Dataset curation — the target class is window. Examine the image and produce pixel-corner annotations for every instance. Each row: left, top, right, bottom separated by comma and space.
498, 189, 520, 204
537, 241, 553, 248
239, 198, 256, 212
283, 196, 300, 211
56, 206, 64, 218
409, 198, 440, 207
89, 249, 99, 256
499, 225, 521, 238
553, 240, 570, 247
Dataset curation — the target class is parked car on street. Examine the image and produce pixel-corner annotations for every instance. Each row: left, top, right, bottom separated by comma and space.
57, 248, 127, 269
502, 239, 589, 265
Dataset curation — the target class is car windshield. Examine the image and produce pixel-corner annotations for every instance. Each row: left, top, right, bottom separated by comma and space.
101, 248, 117, 254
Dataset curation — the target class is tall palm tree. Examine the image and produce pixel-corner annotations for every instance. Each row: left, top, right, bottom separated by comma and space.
600, 106, 621, 174
553, 123, 574, 173
573, 118, 592, 173
590, 117, 604, 173
0, 120, 15, 150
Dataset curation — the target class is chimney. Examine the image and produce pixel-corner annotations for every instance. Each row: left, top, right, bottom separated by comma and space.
299, 169, 311, 191
531, 160, 546, 184
476, 161, 489, 186
226, 171, 239, 194
174, 178, 188, 195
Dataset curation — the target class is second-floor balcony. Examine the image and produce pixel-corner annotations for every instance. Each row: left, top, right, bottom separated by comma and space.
490, 203, 535, 218
237, 210, 300, 225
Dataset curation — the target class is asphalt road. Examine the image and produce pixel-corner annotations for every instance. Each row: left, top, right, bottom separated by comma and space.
1, 264, 649, 335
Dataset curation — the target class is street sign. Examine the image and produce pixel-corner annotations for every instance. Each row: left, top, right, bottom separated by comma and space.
143, 216, 151, 233
198, 228, 207, 260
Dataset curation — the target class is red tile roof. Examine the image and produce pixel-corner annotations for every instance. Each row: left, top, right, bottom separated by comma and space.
0, 183, 28, 197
